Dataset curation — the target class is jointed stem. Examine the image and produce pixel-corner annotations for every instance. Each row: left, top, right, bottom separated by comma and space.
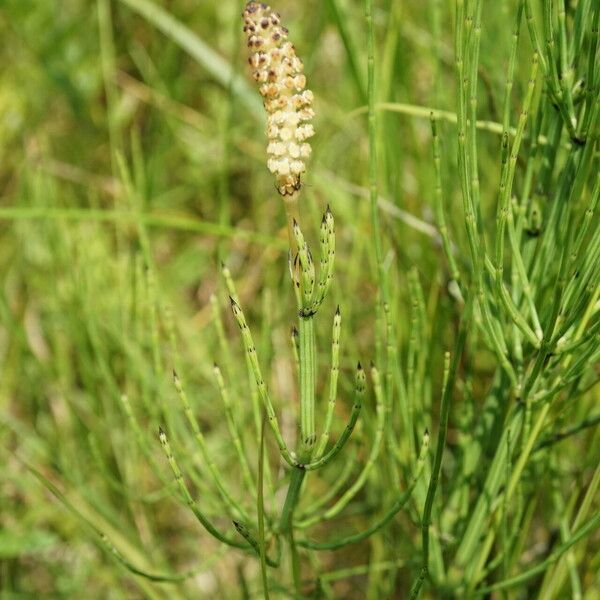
299, 315, 316, 453
278, 287, 317, 536
229, 297, 298, 468
298, 364, 366, 475
314, 307, 342, 460
365, 0, 397, 446
302, 364, 384, 527
278, 466, 306, 534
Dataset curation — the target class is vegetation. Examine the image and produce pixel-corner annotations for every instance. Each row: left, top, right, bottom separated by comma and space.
0, 0, 598, 598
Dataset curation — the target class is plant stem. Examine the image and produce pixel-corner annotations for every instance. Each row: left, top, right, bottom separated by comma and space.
278, 191, 316, 589
289, 526, 302, 595
284, 192, 301, 257
365, 0, 385, 286
279, 316, 316, 531
414, 299, 471, 596
279, 182, 318, 528
365, 0, 396, 428
299, 316, 316, 452
257, 417, 270, 600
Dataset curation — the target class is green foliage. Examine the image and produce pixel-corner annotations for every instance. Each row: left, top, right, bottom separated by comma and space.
0, 0, 598, 598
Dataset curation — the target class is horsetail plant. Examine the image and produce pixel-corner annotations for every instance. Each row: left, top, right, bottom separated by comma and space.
154, 2, 428, 596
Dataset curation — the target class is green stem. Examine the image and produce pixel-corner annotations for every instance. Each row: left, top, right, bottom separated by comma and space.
278, 281, 316, 535
365, 0, 395, 426
278, 320, 319, 529
257, 418, 270, 600
416, 299, 471, 596
289, 526, 302, 596
299, 315, 316, 452
279, 467, 306, 534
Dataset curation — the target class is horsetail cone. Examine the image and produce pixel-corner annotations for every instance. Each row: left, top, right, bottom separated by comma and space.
243, 2, 315, 196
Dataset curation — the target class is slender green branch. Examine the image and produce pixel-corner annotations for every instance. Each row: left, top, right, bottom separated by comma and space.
304, 363, 385, 526
229, 297, 298, 468
172, 371, 249, 521
213, 364, 256, 498
158, 428, 249, 550
304, 362, 365, 471
314, 306, 342, 460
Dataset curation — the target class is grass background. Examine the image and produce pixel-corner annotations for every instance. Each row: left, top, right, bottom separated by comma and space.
1, 0, 598, 598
